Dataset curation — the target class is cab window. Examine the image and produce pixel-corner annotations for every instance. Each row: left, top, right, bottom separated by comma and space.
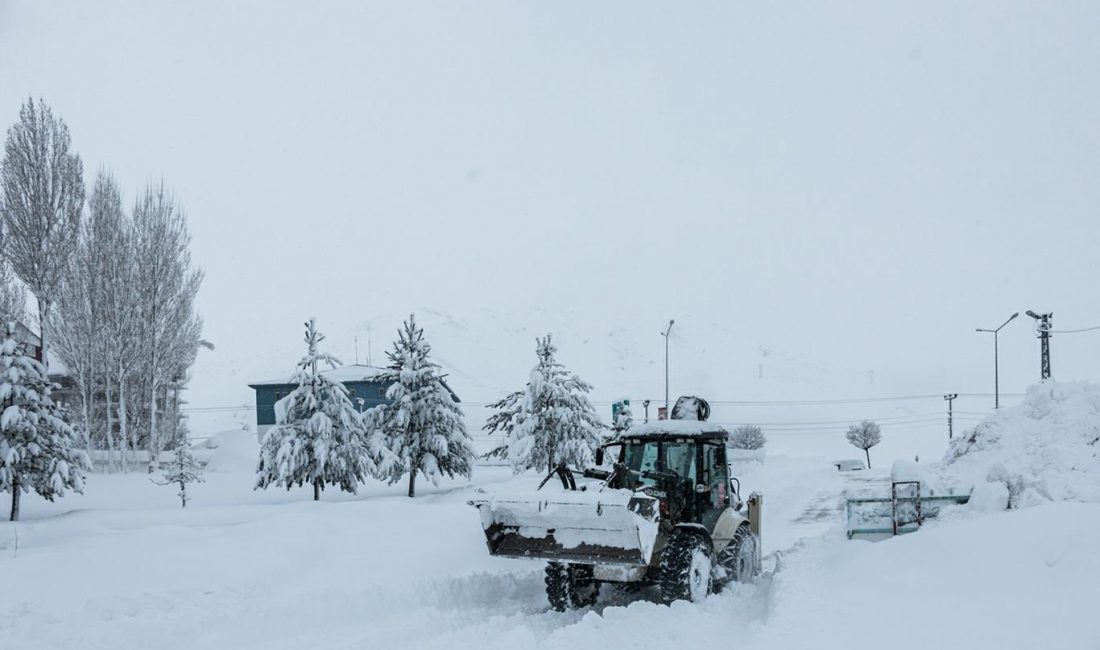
664, 443, 696, 484
704, 443, 728, 507
623, 441, 696, 486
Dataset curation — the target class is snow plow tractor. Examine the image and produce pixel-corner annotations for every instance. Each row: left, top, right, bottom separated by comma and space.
470, 417, 762, 610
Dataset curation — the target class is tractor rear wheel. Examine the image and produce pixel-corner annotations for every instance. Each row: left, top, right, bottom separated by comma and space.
545, 562, 599, 611
659, 532, 713, 604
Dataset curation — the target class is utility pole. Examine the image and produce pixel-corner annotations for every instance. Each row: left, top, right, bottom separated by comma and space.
943, 394, 957, 439
354, 335, 359, 365
976, 312, 1018, 409
643, 399, 651, 423
366, 322, 374, 366
1025, 311, 1053, 380
661, 320, 675, 410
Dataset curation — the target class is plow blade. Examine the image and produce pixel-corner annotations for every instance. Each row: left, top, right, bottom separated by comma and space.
470, 490, 660, 566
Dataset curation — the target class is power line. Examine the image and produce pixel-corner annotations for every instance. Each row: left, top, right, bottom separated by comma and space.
182, 393, 1023, 414
1052, 324, 1100, 334
699, 411, 975, 427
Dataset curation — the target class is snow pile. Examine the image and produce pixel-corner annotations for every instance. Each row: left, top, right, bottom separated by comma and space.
890, 459, 922, 483
760, 502, 1100, 650
941, 381, 1100, 506
197, 429, 259, 473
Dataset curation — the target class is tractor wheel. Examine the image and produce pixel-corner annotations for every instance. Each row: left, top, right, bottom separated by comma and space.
718, 524, 760, 586
659, 531, 713, 604
545, 562, 599, 611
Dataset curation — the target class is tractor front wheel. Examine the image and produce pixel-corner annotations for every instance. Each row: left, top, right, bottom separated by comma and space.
718, 524, 761, 586
545, 562, 599, 611
659, 532, 713, 604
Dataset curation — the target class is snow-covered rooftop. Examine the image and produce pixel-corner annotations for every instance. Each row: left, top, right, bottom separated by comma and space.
624, 420, 729, 437
249, 364, 390, 387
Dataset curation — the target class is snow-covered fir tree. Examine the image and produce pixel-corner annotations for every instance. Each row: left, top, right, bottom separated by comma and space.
0, 323, 88, 521
154, 439, 204, 508
375, 315, 474, 498
255, 319, 379, 501
611, 399, 634, 438
485, 335, 605, 474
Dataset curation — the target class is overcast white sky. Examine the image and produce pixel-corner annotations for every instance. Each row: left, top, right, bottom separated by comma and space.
2, 1, 1099, 445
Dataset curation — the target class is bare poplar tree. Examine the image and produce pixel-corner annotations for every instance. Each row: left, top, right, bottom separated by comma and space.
51, 171, 126, 468
132, 182, 203, 468
0, 98, 84, 368
49, 237, 95, 448
97, 187, 141, 470
0, 258, 26, 325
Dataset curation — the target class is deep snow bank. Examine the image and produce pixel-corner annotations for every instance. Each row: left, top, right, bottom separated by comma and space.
940, 381, 1100, 506
758, 502, 1100, 650
195, 429, 259, 473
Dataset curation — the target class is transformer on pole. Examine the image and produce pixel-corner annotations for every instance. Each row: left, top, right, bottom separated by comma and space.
1026, 311, 1053, 380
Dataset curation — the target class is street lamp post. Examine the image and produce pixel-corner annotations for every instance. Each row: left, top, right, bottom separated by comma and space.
661, 320, 675, 411
976, 312, 1018, 409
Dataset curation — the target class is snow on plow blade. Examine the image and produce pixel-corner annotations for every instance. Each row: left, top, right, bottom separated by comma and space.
470, 490, 660, 566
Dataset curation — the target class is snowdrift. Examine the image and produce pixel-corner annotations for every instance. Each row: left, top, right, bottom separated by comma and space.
195, 429, 259, 473
940, 381, 1100, 506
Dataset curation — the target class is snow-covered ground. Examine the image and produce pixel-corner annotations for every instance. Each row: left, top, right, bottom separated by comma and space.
4, 427, 1099, 650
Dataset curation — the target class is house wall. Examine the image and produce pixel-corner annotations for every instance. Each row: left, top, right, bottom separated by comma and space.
252, 380, 392, 427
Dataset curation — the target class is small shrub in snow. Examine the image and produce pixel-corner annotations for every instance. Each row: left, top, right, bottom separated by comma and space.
255, 319, 381, 501
846, 420, 882, 469
154, 442, 204, 508
484, 335, 604, 474
374, 314, 475, 498
731, 424, 767, 450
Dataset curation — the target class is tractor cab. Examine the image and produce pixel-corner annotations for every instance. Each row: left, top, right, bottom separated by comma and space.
596, 421, 739, 529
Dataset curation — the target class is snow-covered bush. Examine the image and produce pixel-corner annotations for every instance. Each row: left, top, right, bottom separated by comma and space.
846, 420, 882, 469
255, 319, 381, 501
731, 424, 767, 450
484, 335, 604, 474
941, 381, 1100, 507
374, 315, 474, 498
